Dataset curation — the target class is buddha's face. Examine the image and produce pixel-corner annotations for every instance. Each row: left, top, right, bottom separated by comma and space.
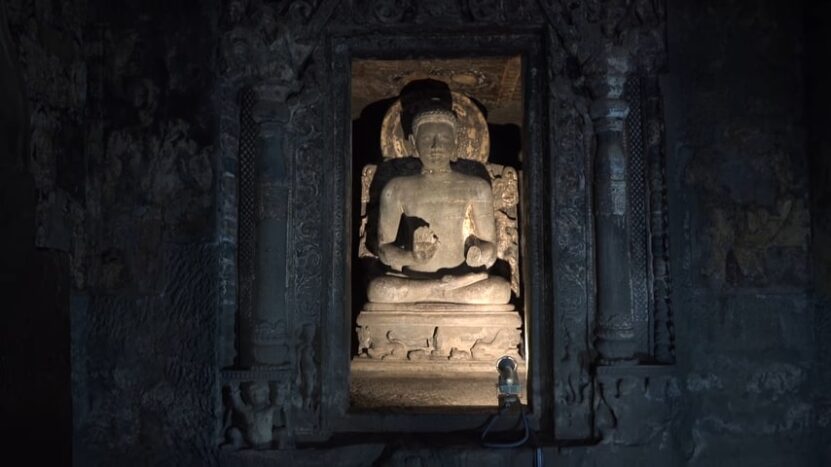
412, 121, 457, 171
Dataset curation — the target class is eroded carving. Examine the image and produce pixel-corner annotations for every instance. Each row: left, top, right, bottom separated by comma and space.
489, 164, 521, 296
346, 0, 538, 25
356, 308, 521, 361
222, 381, 292, 450
470, 328, 522, 360
295, 323, 318, 410
595, 371, 679, 447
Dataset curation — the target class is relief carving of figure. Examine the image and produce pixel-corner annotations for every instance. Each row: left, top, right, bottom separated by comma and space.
222, 381, 291, 450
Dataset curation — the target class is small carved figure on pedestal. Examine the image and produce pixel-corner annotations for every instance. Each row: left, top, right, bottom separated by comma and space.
222, 381, 293, 450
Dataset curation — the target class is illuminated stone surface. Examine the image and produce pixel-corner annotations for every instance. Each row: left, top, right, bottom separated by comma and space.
351, 360, 527, 408
356, 308, 522, 361
355, 84, 523, 372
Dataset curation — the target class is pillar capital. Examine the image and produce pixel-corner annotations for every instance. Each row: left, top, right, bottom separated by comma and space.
587, 47, 631, 101
250, 80, 294, 124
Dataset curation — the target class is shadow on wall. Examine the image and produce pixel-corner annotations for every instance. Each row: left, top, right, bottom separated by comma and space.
0, 1, 71, 462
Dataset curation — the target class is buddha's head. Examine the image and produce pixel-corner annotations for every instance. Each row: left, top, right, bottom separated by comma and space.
409, 107, 458, 172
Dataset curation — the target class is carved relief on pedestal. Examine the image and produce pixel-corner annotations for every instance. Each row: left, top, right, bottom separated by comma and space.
356, 304, 522, 362
355, 82, 522, 364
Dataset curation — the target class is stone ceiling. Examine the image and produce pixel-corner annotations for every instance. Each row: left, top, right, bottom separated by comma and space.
351, 56, 523, 125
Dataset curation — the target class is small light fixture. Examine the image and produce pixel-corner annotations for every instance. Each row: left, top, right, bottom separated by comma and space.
482, 356, 544, 465
496, 355, 521, 409
481, 355, 528, 448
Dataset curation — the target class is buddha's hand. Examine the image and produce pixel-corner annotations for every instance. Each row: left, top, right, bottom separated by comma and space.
466, 242, 495, 267
412, 226, 439, 263
466, 245, 484, 267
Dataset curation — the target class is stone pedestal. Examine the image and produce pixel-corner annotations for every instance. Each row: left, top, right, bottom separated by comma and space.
355, 304, 523, 362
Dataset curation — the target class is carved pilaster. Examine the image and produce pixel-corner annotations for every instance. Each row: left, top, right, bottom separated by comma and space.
248, 82, 293, 368
643, 76, 675, 363
589, 49, 637, 363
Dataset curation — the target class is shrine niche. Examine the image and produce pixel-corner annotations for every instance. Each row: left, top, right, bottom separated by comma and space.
350, 69, 526, 408
215, 0, 672, 448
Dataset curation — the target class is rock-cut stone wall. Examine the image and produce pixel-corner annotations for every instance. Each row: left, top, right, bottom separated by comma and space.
663, 1, 818, 465
1, 0, 827, 465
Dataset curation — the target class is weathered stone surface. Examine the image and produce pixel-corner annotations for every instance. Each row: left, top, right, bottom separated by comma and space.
664, 1, 819, 466
1, 0, 83, 462
595, 369, 680, 449
355, 309, 522, 362
219, 444, 385, 467
351, 361, 527, 408
73, 244, 219, 464
807, 4, 831, 467
4, 3, 221, 464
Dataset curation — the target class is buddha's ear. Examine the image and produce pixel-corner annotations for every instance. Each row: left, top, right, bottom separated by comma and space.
408, 133, 417, 156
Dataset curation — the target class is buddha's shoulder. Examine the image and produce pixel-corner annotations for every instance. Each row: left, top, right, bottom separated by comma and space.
382, 173, 490, 192
382, 175, 420, 189
451, 172, 492, 192
380, 175, 419, 197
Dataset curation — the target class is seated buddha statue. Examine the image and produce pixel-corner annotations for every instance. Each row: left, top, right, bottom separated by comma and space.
365, 103, 512, 305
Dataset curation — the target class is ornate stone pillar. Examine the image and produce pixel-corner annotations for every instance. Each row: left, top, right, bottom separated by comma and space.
247, 82, 292, 368
589, 49, 637, 363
